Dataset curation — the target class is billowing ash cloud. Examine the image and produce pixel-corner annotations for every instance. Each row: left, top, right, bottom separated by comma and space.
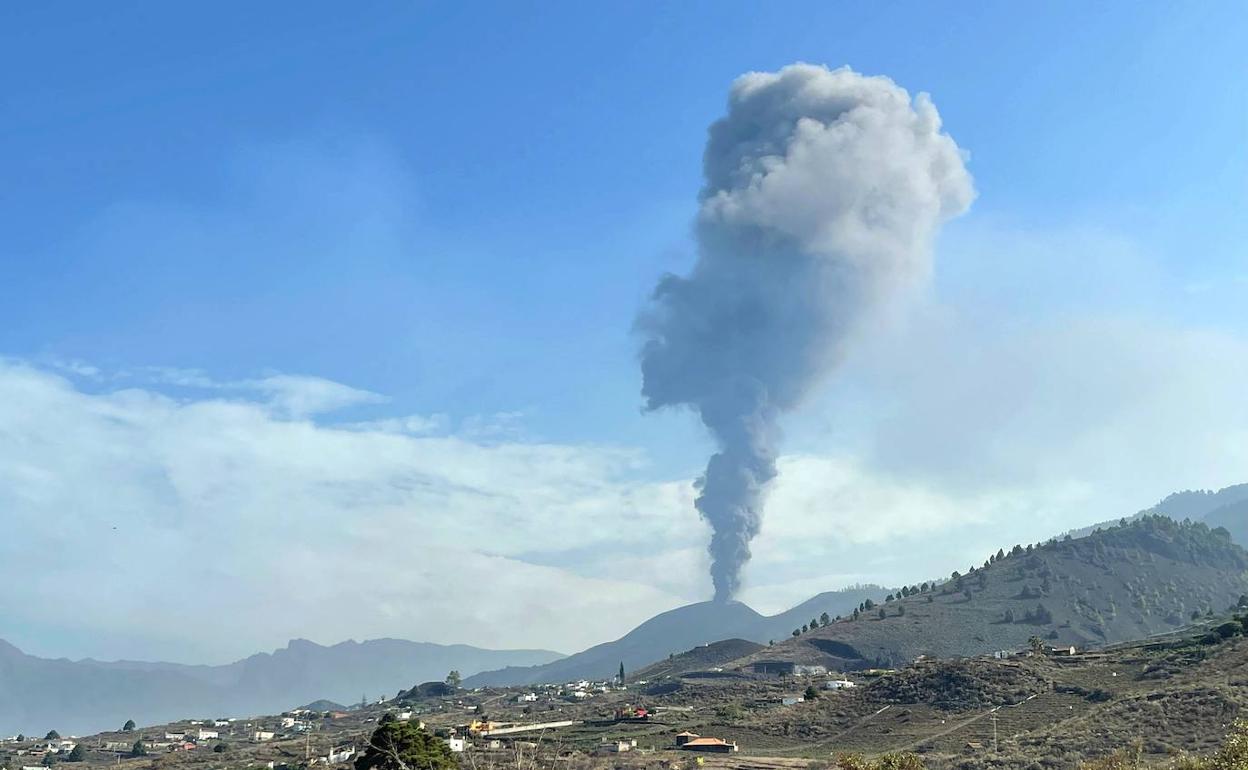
638, 64, 974, 601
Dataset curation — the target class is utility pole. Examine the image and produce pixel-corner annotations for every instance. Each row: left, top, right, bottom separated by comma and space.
992, 710, 998, 751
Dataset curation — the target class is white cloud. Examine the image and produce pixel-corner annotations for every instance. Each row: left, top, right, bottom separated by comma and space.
0, 361, 692, 663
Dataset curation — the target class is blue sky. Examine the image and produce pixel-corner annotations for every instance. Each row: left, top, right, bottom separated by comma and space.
1, 3, 1246, 662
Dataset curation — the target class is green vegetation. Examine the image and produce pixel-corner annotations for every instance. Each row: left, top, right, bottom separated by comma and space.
1075, 721, 1248, 770
121, 719, 135, 732
66, 745, 85, 762
834, 752, 925, 770
444, 670, 462, 689
129, 739, 147, 757
354, 720, 456, 770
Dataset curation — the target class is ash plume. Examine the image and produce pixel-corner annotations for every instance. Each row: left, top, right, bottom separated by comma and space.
638, 64, 974, 601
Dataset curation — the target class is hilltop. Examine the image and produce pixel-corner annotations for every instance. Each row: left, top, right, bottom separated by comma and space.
464, 586, 887, 687
725, 515, 1248, 671
1061, 481, 1248, 543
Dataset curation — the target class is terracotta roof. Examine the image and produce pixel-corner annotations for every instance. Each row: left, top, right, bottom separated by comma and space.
683, 738, 732, 747
675, 732, 700, 737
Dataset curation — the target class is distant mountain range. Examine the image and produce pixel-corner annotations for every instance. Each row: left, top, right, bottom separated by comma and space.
462, 585, 887, 687
0, 638, 561, 736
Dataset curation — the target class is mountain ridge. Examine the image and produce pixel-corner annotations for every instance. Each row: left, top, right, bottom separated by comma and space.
463, 585, 888, 687
0, 637, 562, 736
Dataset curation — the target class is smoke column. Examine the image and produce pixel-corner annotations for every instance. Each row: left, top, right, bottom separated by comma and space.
638, 64, 974, 601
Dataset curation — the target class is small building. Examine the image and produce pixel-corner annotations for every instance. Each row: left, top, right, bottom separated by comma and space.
252, 731, 275, 742
446, 738, 468, 753
681, 737, 738, 754
326, 745, 356, 764
824, 679, 856, 690
674, 732, 699, 747
596, 740, 636, 754
164, 733, 185, 741
197, 729, 219, 741
781, 695, 805, 706
516, 693, 538, 703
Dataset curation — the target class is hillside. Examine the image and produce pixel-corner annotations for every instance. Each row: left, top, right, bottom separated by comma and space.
631, 638, 766, 681
1206, 498, 1248, 548
1152, 482, 1248, 521
0, 637, 561, 736
464, 586, 887, 687
726, 515, 1248, 672
1062, 481, 1248, 543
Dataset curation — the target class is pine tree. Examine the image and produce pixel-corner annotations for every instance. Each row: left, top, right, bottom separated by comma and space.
355, 721, 455, 770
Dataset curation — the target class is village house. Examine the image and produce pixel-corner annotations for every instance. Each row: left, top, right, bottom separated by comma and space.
596, 739, 636, 754
781, 695, 805, 706
197, 729, 219, 741
252, 731, 275, 742
325, 745, 356, 764
43, 740, 77, 754
824, 679, 856, 690
675, 733, 737, 754
445, 738, 468, 753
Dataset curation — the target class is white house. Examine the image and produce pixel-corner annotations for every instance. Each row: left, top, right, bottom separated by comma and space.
197, 729, 219, 741
516, 693, 537, 703
165, 733, 185, 741
252, 731, 275, 742
326, 745, 356, 764
446, 738, 467, 753
781, 695, 805, 706
280, 717, 297, 729
824, 679, 856, 690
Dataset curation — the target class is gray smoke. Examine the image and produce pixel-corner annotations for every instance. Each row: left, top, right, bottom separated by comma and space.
638, 64, 974, 601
